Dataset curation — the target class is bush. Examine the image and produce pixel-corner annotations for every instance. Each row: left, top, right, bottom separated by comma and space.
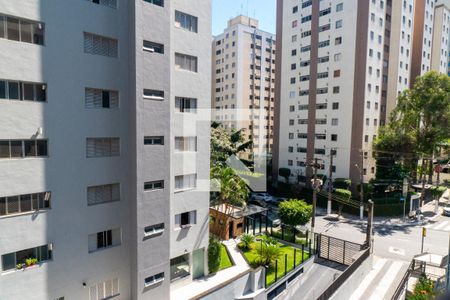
407, 274, 434, 300
334, 188, 352, 200
255, 241, 281, 266
239, 234, 255, 250
208, 237, 222, 273
278, 199, 312, 227
334, 178, 351, 190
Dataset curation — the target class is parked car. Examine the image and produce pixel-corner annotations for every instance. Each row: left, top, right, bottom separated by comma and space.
267, 211, 281, 227
443, 205, 450, 217
250, 192, 274, 203
271, 197, 288, 206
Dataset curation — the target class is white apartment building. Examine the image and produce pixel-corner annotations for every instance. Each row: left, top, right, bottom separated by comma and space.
0, 1, 211, 299
212, 15, 276, 158
273, 0, 449, 186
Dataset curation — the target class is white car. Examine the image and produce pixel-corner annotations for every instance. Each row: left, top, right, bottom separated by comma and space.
250, 192, 273, 202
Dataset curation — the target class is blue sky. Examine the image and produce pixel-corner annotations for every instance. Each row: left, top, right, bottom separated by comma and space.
212, 0, 276, 36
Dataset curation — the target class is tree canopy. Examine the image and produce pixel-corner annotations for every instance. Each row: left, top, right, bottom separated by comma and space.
278, 199, 312, 227
374, 71, 450, 179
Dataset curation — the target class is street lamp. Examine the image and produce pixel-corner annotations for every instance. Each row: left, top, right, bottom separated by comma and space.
355, 163, 364, 220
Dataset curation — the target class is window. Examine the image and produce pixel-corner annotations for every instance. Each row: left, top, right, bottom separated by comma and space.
143, 0, 164, 7
144, 273, 165, 287
0, 192, 50, 217
1, 244, 53, 272
333, 86, 340, 94
88, 0, 117, 8
84, 32, 118, 57
143, 40, 164, 54
176, 211, 197, 228
336, 20, 343, 29
315, 149, 326, 155
331, 134, 338, 141
171, 254, 190, 281
336, 3, 344, 11
0, 80, 46, 102
144, 180, 164, 191
87, 184, 120, 206
292, 6, 298, 13
175, 53, 197, 72
334, 53, 342, 61
85, 88, 118, 109
175, 97, 197, 113
333, 70, 341, 78
332, 102, 339, 110
89, 278, 119, 300
318, 40, 330, 48
175, 11, 198, 33
175, 137, 197, 152
301, 15, 312, 23
88, 228, 121, 253
0, 140, 48, 159
335, 37, 342, 45
144, 136, 164, 145
0, 14, 44, 45
143, 89, 164, 101
175, 174, 196, 191
86, 138, 120, 158
331, 118, 338, 126
144, 223, 164, 237
320, 8, 331, 16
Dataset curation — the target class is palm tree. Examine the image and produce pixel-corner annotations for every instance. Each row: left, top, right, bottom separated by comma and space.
256, 240, 281, 266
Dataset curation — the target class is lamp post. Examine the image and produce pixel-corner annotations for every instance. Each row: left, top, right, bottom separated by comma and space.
355, 163, 364, 220
402, 177, 408, 221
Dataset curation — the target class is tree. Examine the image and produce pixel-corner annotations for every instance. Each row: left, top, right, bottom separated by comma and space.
278, 199, 312, 227
375, 71, 450, 182
334, 188, 352, 200
255, 239, 281, 266
238, 233, 255, 251
279, 168, 291, 183
211, 122, 253, 168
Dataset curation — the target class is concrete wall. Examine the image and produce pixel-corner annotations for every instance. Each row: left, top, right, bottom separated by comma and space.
329, 255, 373, 300
0, 0, 131, 299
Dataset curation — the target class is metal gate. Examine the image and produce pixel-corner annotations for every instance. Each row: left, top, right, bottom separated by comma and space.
318, 234, 365, 265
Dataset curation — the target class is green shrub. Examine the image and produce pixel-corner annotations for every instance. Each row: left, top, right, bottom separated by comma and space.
334, 178, 351, 190
255, 241, 281, 266
334, 188, 352, 200
239, 234, 255, 250
25, 258, 38, 267
208, 237, 222, 273
407, 274, 434, 300
278, 199, 312, 227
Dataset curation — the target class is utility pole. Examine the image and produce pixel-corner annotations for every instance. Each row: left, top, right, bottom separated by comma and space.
366, 200, 374, 253
402, 177, 408, 221
327, 150, 334, 215
311, 158, 318, 236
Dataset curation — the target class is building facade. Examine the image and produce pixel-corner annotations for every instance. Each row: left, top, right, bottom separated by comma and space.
431, 3, 450, 74
274, 0, 450, 186
212, 15, 276, 158
0, 0, 210, 299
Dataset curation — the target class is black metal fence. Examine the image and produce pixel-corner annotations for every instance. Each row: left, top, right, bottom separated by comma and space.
264, 234, 319, 288
316, 248, 371, 300
318, 234, 365, 266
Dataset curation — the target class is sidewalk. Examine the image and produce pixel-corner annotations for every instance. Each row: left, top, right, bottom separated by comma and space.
170, 239, 250, 300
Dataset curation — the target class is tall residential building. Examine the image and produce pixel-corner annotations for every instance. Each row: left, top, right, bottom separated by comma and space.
411, 0, 437, 83
0, 1, 211, 299
273, 0, 449, 187
212, 15, 276, 158
431, 3, 450, 74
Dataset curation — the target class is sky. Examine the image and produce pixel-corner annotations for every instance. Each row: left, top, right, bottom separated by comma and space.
212, 0, 276, 36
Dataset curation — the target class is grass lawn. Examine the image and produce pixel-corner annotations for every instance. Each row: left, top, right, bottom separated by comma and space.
219, 243, 233, 271
241, 240, 309, 286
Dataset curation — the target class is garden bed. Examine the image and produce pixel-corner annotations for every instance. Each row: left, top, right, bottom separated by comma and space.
240, 238, 309, 286
218, 243, 233, 271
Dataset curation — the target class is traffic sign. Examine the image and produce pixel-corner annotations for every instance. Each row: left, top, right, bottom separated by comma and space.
422, 227, 427, 237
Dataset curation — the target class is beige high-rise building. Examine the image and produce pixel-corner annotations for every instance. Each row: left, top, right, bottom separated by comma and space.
273, 0, 450, 187
212, 16, 276, 158
431, 3, 450, 74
